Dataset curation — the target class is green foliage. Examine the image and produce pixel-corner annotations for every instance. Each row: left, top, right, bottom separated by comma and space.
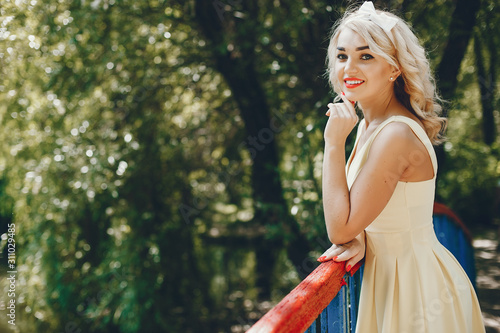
437, 5, 500, 226
439, 138, 498, 226
0, 1, 219, 331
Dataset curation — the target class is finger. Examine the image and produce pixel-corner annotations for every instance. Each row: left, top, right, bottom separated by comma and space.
330, 103, 350, 119
318, 249, 337, 261
317, 245, 343, 262
327, 104, 339, 117
340, 91, 355, 106
339, 92, 357, 116
338, 97, 359, 125
332, 249, 351, 262
345, 252, 364, 273
327, 246, 349, 261
331, 241, 360, 261
327, 109, 342, 121
317, 254, 340, 262
337, 103, 351, 119
349, 260, 364, 276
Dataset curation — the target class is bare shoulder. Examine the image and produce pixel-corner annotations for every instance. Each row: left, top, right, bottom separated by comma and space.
368, 119, 434, 181
370, 121, 423, 153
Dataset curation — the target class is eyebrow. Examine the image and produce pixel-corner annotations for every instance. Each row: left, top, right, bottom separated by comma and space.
336, 45, 370, 51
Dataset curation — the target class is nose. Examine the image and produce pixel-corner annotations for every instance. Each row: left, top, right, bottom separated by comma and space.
344, 58, 358, 75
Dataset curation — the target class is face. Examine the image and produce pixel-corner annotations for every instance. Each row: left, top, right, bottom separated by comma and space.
335, 28, 398, 103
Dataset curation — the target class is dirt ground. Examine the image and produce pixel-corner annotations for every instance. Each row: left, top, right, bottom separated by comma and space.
473, 227, 500, 333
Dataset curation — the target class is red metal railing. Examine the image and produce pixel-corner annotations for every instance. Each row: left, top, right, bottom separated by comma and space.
247, 260, 362, 333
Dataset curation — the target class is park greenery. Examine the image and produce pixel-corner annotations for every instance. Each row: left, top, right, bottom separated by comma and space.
0, 0, 498, 332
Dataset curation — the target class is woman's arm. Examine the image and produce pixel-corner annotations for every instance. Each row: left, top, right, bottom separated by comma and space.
322, 94, 358, 244
322, 140, 351, 242
323, 119, 428, 244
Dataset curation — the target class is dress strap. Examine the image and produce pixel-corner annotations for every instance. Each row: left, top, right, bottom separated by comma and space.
362, 116, 438, 177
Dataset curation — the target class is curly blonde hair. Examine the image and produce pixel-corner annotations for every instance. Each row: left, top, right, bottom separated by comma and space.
325, 4, 446, 144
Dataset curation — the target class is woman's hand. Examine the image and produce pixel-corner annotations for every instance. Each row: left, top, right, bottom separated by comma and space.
324, 92, 358, 145
317, 234, 365, 273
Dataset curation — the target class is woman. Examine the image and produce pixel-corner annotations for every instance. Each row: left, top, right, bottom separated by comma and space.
316, 2, 485, 332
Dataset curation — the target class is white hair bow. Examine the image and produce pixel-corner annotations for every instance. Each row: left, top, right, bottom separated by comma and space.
358, 1, 398, 44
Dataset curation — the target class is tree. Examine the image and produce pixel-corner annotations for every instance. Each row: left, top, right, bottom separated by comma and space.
0, 1, 498, 332
1, 1, 216, 331
473, 1, 499, 146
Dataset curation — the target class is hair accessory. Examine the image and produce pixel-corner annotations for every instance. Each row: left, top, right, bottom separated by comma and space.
358, 1, 398, 44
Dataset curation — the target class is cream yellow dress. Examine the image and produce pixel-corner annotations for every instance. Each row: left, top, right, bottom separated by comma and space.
346, 116, 485, 333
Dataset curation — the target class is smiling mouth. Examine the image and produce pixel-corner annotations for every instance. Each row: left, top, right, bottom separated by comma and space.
344, 79, 365, 88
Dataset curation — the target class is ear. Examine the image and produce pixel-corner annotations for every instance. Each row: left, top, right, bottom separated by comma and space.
390, 67, 401, 80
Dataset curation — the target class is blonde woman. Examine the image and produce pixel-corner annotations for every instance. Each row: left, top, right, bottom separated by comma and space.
316, 2, 485, 332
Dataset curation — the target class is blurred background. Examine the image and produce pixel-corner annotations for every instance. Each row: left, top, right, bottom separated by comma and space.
0, 0, 498, 332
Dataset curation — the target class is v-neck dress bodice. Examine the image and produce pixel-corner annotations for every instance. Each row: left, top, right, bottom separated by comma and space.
347, 116, 485, 333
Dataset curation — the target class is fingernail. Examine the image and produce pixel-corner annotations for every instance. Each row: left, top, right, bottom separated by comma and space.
341, 91, 345, 96
317, 256, 326, 262
346, 265, 351, 272
333, 256, 338, 261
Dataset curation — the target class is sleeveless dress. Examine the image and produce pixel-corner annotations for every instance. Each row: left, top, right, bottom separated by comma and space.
346, 116, 485, 333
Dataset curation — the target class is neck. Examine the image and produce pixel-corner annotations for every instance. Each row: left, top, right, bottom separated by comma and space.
358, 90, 403, 126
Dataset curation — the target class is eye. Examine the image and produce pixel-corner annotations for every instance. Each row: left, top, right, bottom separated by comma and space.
361, 54, 374, 60
336, 53, 347, 60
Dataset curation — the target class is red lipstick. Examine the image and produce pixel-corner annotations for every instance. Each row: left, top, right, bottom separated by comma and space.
344, 77, 365, 89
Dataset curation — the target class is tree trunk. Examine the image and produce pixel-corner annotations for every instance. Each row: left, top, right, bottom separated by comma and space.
485, 16, 498, 145
435, 0, 480, 104
474, 32, 496, 145
434, 0, 480, 172
194, 0, 311, 298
